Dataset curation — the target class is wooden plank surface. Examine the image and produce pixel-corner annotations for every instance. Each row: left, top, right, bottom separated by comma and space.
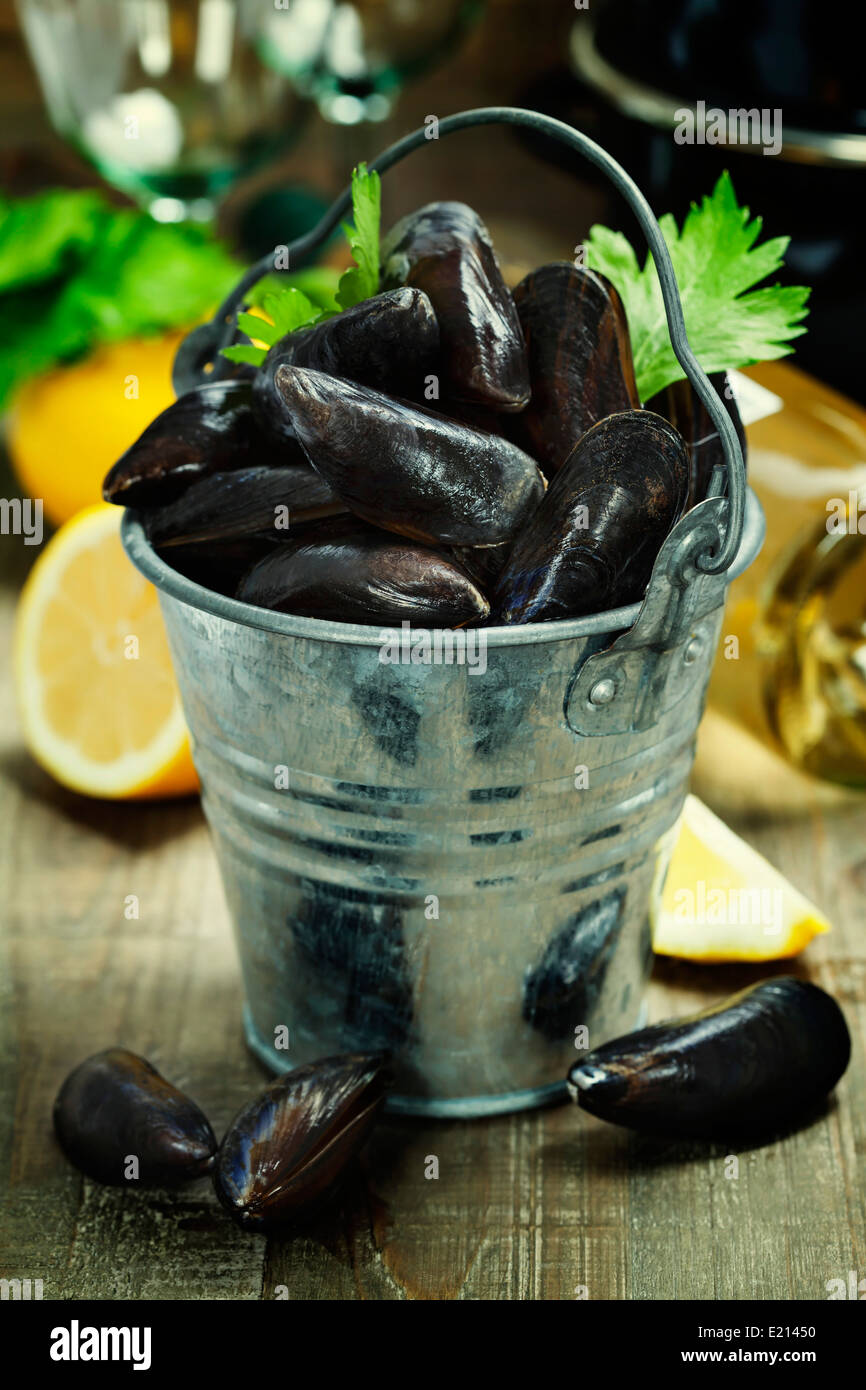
1, 361, 864, 1302
0, 0, 864, 1301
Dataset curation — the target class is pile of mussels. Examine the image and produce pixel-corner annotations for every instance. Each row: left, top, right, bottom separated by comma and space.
103, 201, 745, 627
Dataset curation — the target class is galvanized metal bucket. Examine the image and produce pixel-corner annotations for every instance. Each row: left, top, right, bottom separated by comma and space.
123, 107, 764, 1117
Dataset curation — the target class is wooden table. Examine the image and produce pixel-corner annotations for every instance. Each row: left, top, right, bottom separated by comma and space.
1, 360, 864, 1301
1, 0, 864, 1301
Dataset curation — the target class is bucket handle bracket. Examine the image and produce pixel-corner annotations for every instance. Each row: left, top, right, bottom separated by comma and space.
565, 497, 730, 736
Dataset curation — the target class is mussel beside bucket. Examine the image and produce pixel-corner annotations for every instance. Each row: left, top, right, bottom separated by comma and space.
122, 107, 764, 1117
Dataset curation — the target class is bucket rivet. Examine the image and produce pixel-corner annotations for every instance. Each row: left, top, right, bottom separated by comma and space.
589, 678, 617, 706
684, 637, 702, 665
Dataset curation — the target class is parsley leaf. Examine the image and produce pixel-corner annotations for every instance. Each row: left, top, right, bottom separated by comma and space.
224, 163, 381, 368
584, 171, 810, 401
0, 190, 239, 409
335, 163, 381, 311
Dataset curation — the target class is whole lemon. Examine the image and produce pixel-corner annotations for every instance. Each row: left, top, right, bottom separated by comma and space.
6, 333, 183, 528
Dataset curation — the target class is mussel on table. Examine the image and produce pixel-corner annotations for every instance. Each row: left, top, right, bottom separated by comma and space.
567, 977, 851, 1139
102, 381, 306, 508
647, 370, 747, 509
253, 287, 440, 442
493, 409, 689, 623
213, 1053, 387, 1231
510, 262, 640, 476
53, 1048, 217, 1185
236, 517, 490, 626
273, 365, 545, 548
146, 464, 345, 548
380, 201, 530, 411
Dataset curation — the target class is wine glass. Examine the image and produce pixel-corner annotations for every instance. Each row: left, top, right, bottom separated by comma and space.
17, 0, 306, 221
248, 0, 484, 125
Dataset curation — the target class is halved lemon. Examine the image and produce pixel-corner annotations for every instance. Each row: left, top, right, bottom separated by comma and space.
653, 794, 830, 961
7, 333, 182, 528
14, 503, 198, 800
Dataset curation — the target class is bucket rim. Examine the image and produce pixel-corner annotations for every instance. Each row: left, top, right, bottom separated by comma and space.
121, 487, 764, 648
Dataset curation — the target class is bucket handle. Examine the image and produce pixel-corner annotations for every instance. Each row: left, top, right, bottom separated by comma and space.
174, 105, 745, 578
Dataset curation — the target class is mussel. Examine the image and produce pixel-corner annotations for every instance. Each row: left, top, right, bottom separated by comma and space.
253, 287, 440, 443
492, 410, 689, 623
647, 370, 747, 509
510, 262, 640, 476
450, 541, 511, 591
523, 890, 626, 1040
273, 365, 545, 548
236, 518, 490, 626
53, 1048, 217, 1185
380, 201, 530, 411
146, 464, 345, 548
568, 977, 851, 1139
103, 381, 306, 508
213, 1053, 387, 1231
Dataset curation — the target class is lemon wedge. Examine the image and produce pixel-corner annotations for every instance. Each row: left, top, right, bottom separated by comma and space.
653, 794, 830, 961
14, 504, 197, 800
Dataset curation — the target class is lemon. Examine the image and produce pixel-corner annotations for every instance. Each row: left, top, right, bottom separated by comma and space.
14, 503, 198, 800
6, 333, 182, 528
653, 794, 829, 961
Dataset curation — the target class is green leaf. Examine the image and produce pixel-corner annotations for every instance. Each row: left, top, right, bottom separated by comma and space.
261, 288, 317, 338
0, 189, 242, 410
336, 162, 381, 311
247, 266, 341, 315
237, 311, 280, 347
221, 167, 380, 371
222, 343, 267, 367
0, 190, 108, 293
584, 170, 810, 401
220, 288, 321, 370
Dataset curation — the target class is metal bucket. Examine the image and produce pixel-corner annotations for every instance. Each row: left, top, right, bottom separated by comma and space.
122, 107, 764, 1117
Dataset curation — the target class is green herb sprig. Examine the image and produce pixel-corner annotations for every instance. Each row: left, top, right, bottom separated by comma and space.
222, 163, 381, 369
584, 171, 810, 401
0, 190, 240, 410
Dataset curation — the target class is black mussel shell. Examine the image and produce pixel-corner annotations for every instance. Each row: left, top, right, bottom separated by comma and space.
274, 365, 544, 548
380, 200, 530, 411
510, 262, 640, 476
53, 1048, 217, 1185
146, 464, 345, 548
213, 1053, 387, 1231
450, 541, 511, 591
102, 381, 307, 508
523, 890, 626, 1040
568, 977, 851, 1139
236, 517, 490, 627
492, 410, 689, 623
647, 370, 748, 509
253, 287, 440, 444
